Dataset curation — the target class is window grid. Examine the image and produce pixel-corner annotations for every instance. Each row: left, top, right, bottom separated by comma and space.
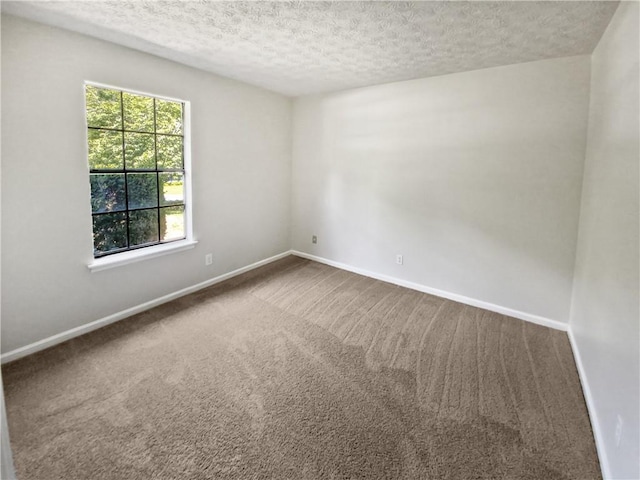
87, 86, 186, 258
120, 91, 130, 249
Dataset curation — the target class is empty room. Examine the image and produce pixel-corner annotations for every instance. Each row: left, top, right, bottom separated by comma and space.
1, 1, 638, 479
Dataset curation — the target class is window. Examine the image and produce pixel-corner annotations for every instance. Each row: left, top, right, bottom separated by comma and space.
85, 84, 189, 258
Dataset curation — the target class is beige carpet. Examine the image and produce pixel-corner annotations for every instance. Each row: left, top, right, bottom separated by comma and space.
2, 256, 600, 479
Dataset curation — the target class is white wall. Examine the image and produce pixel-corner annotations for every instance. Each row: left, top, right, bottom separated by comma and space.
0, 376, 16, 480
292, 56, 591, 324
1, 15, 292, 353
2, 7, 638, 478
570, 2, 640, 479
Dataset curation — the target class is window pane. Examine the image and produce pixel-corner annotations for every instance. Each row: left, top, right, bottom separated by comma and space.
123, 93, 154, 132
127, 173, 158, 210
159, 173, 184, 206
125, 132, 155, 170
129, 209, 159, 246
93, 212, 127, 255
157, 135, 183, 170
88, 129, 123, 170
86, 86, 121, 129
90, 174, 125, 213
160, 206, 185, 242
156, 99, 182, 134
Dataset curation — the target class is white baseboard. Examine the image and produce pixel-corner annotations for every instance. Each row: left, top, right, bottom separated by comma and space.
292, 252, 608, 472
567, 329, 610, 480
291, 250, 568, 332
1, 249, 568, 364
0, 251, 293, 364
3, 248, 602, 476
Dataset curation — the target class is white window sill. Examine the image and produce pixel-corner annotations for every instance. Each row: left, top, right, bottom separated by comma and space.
88, 240, 198, 272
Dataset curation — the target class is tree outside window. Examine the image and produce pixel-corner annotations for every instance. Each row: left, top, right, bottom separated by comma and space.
86, 84, 187, 257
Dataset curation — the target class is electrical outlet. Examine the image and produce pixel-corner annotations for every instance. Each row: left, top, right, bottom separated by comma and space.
615, 415, 623, 447
312, 235, 317, 244
396, 254, 403, 265
205, 253, 213, 266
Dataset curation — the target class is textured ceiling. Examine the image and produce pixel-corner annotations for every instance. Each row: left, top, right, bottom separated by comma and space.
2, 1, 619, 96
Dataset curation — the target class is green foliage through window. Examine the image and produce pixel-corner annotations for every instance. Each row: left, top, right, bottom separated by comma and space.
86, 84, 186, 257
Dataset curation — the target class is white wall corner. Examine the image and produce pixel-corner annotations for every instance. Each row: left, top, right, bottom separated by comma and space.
567, 329, 610, 479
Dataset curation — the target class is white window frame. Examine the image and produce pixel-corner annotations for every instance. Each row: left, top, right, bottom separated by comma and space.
84, 81, 196, 272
